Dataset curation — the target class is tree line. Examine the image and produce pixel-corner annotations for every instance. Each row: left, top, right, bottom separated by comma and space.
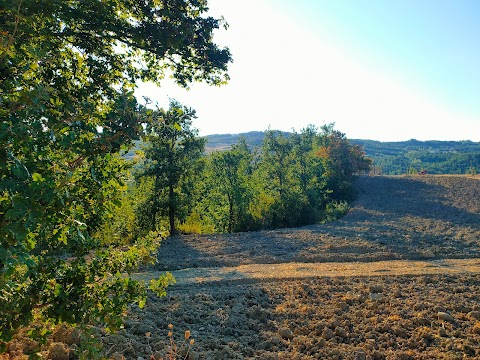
350, 139, 480, 175
206, 135, 480, 176
103, 101, 372, 241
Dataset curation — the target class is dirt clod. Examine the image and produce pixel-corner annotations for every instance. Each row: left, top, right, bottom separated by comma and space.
278, 328, 294, 340
437, 312, 455, 323
47, 342, 69, 360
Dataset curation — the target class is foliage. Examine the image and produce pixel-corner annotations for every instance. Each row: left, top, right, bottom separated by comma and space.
199, 138, 254, 232
323, 201, 351, 222
253, 129, 312, 228
92, 177, 138, 246
176, 210, 215, 234
205, 134, 480, 176
316, 124, 372, 201
181, 124, 370, 232
138, 100, 206, 235
1, 0, 231, 343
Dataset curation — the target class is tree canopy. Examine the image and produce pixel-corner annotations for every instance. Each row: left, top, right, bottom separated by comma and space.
138, 100, 206, 235
0, 0, 231, 342
170, 125, 371, 234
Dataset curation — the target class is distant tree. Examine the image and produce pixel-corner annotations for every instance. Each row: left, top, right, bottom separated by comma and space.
0, 0, 231, 342
290, 126, 328, 223
139, 100, 206, 235
254, 129, 324, 228
254, 130, 297, 227
352, 139, 480, 175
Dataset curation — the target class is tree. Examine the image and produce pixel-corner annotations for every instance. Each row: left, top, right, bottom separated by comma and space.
253, 128, 330, 228
139, 100, 206, 235
0, 0, 231, 342
203, 138, 254, 232
315, 124, 372, 201
254, 130, 308, 228
290, 126, 328, 224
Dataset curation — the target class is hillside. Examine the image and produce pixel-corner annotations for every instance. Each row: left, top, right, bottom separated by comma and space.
351, 139, 480, 175
98, 175, 480, 359
204, 131, 266, 152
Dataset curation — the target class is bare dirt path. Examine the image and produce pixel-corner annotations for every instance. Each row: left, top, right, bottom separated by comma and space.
138, 258, 480, 286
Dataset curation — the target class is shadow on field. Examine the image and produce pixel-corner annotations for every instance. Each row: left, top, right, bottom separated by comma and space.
351, 176, 480, 225
318, 176, 480, 260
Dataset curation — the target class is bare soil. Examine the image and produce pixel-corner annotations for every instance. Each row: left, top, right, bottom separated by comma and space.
106, 175, 480, 360
5, 175, 480, 359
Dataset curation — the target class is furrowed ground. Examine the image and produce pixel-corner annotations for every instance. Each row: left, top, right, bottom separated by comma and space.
6, 175, 480, 359
108, 175, 480, 360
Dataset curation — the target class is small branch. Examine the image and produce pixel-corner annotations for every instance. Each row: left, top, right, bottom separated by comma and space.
67, 155, 86, 169
0, 0, 23, 62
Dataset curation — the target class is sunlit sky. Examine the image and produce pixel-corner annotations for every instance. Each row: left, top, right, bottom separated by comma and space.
136, 0, 480, 141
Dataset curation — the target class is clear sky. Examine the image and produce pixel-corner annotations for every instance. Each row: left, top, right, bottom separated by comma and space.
136, 0, 480, 141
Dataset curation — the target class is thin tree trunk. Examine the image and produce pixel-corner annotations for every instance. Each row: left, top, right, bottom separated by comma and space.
168, 182, 175, 235
228, 193, 234, 233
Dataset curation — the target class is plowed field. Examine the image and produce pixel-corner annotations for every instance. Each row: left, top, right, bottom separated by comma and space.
105, 175, 480, 360
6, 175, 480, 360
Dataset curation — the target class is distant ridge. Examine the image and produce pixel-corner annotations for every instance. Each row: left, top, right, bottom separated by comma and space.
205, 131, 289, 152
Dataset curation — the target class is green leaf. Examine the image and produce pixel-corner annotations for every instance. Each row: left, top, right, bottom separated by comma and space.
32, 172, 45, 182
0, 246, 10, 261
5, 207, 27, 220
54, 284, 62, 296
74, 220, 87, 231
12, 161, 30, 181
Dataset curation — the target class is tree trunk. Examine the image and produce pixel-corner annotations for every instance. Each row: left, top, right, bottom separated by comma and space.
168, 182, 176, 235
228, 193, 234, 233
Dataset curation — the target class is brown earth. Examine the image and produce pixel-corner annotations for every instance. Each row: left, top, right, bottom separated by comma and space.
104, 175, 480, 360
4, 175, 480, 359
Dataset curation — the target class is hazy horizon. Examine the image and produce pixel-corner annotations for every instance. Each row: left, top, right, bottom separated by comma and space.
203, 129, 479, 143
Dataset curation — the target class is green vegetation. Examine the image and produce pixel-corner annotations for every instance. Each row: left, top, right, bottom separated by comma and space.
1, 0, 370, 353
198, 137, 254, 233
1, 0, 231, 346
138, 100, 206, 235
134, 124, 371, 234
206, 134, 480, 175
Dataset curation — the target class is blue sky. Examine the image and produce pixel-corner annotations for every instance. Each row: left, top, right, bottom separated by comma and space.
137, 0, 480, 141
